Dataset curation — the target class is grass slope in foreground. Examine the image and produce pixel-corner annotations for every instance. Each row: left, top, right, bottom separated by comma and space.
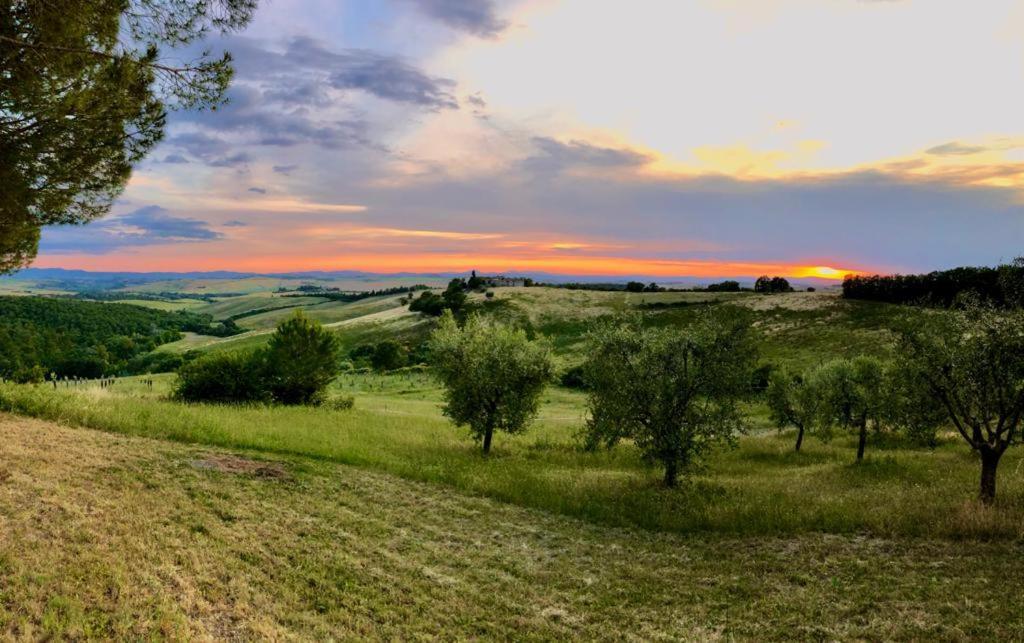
1, 415, 1022, 640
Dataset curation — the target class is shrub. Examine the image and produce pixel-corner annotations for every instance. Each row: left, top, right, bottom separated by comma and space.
409, 291, 446, 316
370, 340, 407, 372
707, 280, 741, 292
322, 395, 355, 411
12, 365, 45, 384
559, 364, 588, 389
173, 351, 269, 404
125, 350, 184, 375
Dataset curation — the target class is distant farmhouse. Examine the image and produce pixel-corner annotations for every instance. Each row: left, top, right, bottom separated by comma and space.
480, 275, 530, 288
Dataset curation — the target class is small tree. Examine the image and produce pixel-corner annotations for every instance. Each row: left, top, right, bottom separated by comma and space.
581, 311, 757, 486
817, 356, 886, 462
766, 367, 825, 451
429, 313, 553, 454
409, 291, 446, 316
442, 278, 468, 313
881, 363, 946, 447
896, 306, 1024, 503
264, 311, 341, 405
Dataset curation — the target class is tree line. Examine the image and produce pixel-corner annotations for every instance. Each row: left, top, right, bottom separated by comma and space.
842, 259, 1024, 308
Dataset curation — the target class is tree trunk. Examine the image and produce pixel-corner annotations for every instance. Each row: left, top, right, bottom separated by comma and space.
979, 448, 1001, 504
856, 419, 867, 462
663, 459, 678, 487
794, 424, 805, 452
482, 425, 494, 455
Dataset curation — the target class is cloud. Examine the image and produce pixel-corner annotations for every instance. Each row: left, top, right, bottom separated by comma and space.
223, 220, 249, 227
248, 187, 267, 194
522, 137, 653, 174
177, 85, 377, 152
207, 152, 252, 167
154, 36, 459, 166
40, 206, 223, 254
401, 0, 509, 37
926, 141, 989, 156
273, 164, 299, 175
230, 36, 459, 110
166, 132, 252, 167
160, 154, 190, 164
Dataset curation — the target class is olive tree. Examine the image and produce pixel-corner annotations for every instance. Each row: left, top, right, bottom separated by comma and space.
581, 311, 757, 487
881, 363, 946, 447
896, 306, 1024, 503
429, 312, 553, 454
766, 366, 825, 452
816, 356, 886, 462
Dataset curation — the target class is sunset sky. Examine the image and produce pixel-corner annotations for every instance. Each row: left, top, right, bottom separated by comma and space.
35, 0, 1024, 280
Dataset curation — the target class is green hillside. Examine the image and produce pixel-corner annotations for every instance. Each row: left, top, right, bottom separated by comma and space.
0, 296, 233, 379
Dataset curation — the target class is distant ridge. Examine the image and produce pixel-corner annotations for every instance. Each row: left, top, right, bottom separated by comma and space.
2, 267, 842, 289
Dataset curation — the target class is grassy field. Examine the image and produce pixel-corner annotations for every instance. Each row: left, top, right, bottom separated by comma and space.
3, 415, 1021, 639
193, 293, 328, 320
101, 298, 208, 312
233, 294, 411, 330
2, 374, 1021, 541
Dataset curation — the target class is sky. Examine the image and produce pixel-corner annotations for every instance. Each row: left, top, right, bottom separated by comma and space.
35, 0, 1024, 280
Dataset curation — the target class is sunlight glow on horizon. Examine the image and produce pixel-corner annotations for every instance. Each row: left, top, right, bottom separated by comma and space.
32, 251, 864, 281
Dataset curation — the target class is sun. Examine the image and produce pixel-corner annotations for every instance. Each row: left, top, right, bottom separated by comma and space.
796, 266, 861, 280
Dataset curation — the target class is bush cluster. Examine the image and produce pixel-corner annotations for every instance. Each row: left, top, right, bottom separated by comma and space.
174, 312, 341, 406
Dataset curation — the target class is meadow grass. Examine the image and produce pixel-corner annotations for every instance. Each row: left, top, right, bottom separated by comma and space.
4, 415, 1022, 640
3, 373, 1021, 541
234, 294, 407, 330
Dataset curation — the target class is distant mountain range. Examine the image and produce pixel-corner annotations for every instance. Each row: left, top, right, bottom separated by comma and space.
1, 267, 843, 290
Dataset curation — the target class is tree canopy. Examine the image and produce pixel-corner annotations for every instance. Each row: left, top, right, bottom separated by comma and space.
581, 311, 757, 486
815, 356, 886, 462
429, 312, 553, 454
896, 305, 1024, 503
0, 0, 256, 272
766, 367, 826, 452
0, 295, 228, 379
264, 311, 341, 405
